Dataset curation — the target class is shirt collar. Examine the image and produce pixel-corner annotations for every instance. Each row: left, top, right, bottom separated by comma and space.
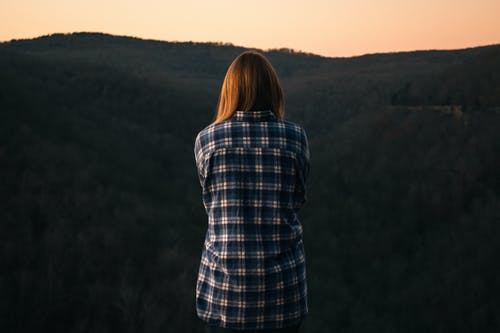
231, 110, 277, 122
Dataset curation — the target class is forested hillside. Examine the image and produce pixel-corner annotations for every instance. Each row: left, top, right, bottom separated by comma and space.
1, 32, 499, 333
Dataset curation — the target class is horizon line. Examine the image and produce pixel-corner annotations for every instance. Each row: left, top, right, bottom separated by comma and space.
2, 31, 499, 60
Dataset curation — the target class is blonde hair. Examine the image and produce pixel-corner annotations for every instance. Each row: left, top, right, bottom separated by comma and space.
211, 50, 285, 125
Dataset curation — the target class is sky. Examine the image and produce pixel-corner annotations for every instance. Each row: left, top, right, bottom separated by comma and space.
1, 0, 499, 58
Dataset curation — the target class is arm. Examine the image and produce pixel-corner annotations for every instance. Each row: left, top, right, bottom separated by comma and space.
194, 132, 206, 188
293, 129, 310, 210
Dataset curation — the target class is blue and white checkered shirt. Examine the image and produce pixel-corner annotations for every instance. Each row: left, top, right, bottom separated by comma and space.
194, 109, 310, 330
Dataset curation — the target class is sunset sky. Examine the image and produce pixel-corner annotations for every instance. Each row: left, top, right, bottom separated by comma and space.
1, 0, 499, 58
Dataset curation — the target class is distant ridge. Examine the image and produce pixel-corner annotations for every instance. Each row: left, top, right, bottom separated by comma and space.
1, 31, 326, 59
2, 31, 499, 60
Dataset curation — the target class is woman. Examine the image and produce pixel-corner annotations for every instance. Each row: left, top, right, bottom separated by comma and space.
194, 50, 310, 332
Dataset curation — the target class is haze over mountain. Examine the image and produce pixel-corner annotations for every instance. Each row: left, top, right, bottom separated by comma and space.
1, 32, 499, 332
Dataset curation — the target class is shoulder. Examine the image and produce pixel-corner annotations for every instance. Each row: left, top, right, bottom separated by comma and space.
282, 119, 307, 134
278, 119, 309, 161
279, 119, 309, 145
195, 121, 228, 147
194, 121, 233, 161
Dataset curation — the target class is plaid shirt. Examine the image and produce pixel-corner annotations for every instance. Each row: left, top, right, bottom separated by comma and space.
194, 109, 310, 330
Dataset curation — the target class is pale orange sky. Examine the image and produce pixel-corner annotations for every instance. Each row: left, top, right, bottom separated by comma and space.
1, 0, 499, 57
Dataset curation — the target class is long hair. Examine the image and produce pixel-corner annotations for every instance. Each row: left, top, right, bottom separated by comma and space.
211, 50, 285, 125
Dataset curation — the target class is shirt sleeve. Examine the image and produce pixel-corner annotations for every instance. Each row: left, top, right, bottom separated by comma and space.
194, 132, 206, 188
293, 128, 310, 210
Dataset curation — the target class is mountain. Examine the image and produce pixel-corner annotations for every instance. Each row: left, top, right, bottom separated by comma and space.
1, 32, 499, 333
